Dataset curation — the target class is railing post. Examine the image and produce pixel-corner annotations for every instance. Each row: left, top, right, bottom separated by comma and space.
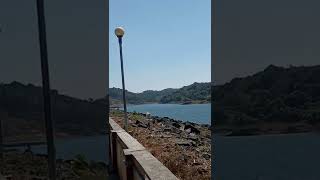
125, 154, 134, 180
111, 131, 118, 172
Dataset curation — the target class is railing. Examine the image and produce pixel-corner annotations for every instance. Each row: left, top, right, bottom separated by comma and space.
109, 118, 178, 180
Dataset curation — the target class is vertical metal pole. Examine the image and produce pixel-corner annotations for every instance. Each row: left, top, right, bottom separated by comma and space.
36, 0, 56, 179
0, 115, 3, 173
118, 37, 128, 131
212, 0, 216, 178
105, 1, 111, 173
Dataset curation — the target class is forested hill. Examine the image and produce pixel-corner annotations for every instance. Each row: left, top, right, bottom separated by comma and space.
213, 64, 320, 128
159, 82, 211, 104
109, 87, 176, 104
109, 82, 211, 105
0, 81, 107, 138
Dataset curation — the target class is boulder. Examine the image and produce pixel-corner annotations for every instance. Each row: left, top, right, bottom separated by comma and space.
187, 134, 198, 141
184, 123, 200, 134
175, 140, 192, 146
202, 153, 211, 160
172, 122, 181, 128
138, 123, 148, 128
185, 128, 191, 133
163, 127, 172, 132
135, 120, 147, 128
171, 127, 182, 134
160, 134, 172, 138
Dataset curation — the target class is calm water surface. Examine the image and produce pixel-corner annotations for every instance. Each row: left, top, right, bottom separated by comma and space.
27, 136, 109, 163
14, 101, 320, 180
126, 103, 211, 124
214, 132, 320, 180
22, 133, 320, 179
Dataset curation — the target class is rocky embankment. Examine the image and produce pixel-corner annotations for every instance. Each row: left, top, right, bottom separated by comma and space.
110, 110, 211, 180
1, 150, 108, 180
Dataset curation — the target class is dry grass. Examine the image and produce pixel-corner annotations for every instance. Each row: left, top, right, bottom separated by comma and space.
112, 114, 211, 180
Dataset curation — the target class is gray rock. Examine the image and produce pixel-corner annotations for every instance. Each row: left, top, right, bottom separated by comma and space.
136, 120, 148, 128
184, 123, 200, 134
160, 135, 172, 138
138, 123, 148, 128
185, 128, 191, 133
175, 140, 192, 146
171, 127, 182, 134
202, 153, 211, 160
187, 135, 198, 141
172, 122, 181, 128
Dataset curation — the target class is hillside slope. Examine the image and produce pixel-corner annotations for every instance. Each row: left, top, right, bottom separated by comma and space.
0, 81, 107, 139
109, 82, 211, 105
213, 65, 320, 133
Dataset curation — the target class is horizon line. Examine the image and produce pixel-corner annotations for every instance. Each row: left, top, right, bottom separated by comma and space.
110, 81, 210, 94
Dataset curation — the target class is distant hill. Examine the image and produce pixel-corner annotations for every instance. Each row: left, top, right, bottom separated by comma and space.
109, 82, 211, 105
0, 81, 107, 139
107, 87, 177, 105
0, 81, 210, 139
2, 64, 320, 137
160, 82, 211, 104
213, 64, 320, 130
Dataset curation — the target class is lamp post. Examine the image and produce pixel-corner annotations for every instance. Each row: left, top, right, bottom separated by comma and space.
36, 0, 56, 179
115, 27, 128, 131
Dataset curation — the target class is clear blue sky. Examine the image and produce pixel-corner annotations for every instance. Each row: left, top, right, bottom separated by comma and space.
109, 0, 211, 93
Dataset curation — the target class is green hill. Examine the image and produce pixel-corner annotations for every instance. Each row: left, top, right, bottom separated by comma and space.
109, 82, 211, 105
213, 64, 320, 129
160, 82, 211, 104
0, 81, 107, 138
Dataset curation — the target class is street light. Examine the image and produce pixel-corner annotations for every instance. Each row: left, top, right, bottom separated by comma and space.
36, 0, 56, 179
115, 27, 128, 131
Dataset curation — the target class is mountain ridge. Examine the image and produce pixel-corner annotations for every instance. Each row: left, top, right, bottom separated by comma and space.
109, 82, 211, 105
2, 64, 320, 137
213, 64, 320, 134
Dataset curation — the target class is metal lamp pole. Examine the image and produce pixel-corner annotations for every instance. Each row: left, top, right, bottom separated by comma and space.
36, 0, 56, 179
115, 27, 128, 131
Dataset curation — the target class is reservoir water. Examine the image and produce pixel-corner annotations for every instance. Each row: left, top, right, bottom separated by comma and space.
22, 136, 109, 163
126, 103, 211, 125
15, 102, 320, 179
214, 132, 320, 180
23, 133, 320, 179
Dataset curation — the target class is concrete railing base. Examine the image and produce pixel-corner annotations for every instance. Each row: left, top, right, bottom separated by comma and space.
109, 118, 178, 180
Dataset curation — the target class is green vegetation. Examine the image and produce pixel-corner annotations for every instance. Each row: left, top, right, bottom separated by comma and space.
109, 82, 211, 105
213, 64, 320, 128
2, 152, 108, 179
129, 112, 145, 121
71, 154, 108, 179
108, 87, 177, 104
4, 64, 320, 136
160, 82, 211, 103
0, 81, 107, 138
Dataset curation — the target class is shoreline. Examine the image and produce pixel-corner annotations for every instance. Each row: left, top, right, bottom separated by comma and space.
112, 103, 211, 126
110, 101, 211, 107
214, 122, 320, 136
115, 109, 320, 137
110, 109, 211, 180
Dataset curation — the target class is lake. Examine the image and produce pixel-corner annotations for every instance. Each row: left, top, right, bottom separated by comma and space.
125, 103, 211, 125
20, 132, 320, 180
16, 135, 110, 163
214, 132, 320, 180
